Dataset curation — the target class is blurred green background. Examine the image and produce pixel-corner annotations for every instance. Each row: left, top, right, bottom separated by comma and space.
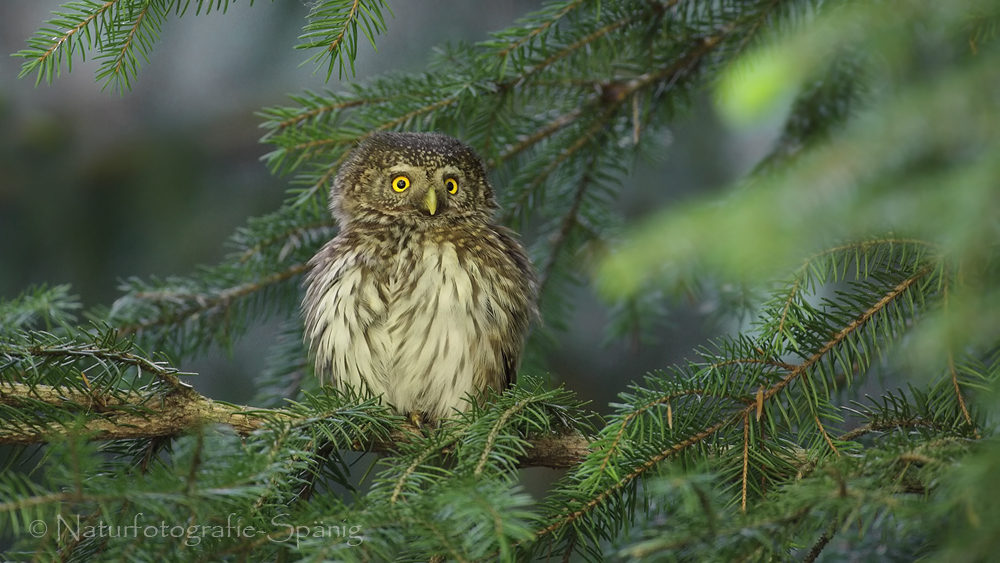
0, 1, 781, 414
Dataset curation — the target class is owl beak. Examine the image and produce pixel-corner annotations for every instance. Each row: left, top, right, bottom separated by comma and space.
424, 188, 438, 216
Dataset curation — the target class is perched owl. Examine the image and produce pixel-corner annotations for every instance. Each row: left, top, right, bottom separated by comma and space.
302, 132, 537, 421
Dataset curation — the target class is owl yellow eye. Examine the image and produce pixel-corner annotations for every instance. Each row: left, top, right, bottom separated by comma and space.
391, 175, 410, 192
445, 178, 458, 194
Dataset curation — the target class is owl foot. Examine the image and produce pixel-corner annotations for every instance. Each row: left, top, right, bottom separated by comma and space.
406, 411, 439, 433
408, 410, 426, 430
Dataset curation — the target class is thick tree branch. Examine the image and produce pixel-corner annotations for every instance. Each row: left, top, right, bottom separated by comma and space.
0, 382, 263, 443
0, 383, 590, 469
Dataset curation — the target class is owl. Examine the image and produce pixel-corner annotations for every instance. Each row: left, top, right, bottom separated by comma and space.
302, 132, 537, 422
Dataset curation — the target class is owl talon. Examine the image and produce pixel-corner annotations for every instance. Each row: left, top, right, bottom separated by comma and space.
408, 410, 425, 429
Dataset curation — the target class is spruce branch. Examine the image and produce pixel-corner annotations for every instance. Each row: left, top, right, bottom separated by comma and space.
813, 412, 840, 458
534, 264, 935, 545
536, 153, 598, 298
262, 94, 387, 138
0, 284, 81, 332
490, 0, 586, 63
2, 336, 191, 394
591, 387, 753, 487
14, 0, 273, 93
14, 0, 122, 86
236, 220, 337, 264
95, 0, 165, 94
0, 381, 591, 469
500, 27, 729, 224
771, 238, 940, 347
388, 433, 458, 505
802, 524, 837, 563
514, 112, 614, 219
16, 0, 391, 91
615, 455, 932, 561
487, 108, 583, 169
948, 349, 975, 429
942, 274, 977, 432
838, 420, 924, 442
280, 88, 464, 159
110, 262, 308, 357
298, 0, 391, 81
515, 13, 638, 82
741, 411, 750, 513
752, 265, 933, 411
474, 397, 542, 476
0, 382, 256, 444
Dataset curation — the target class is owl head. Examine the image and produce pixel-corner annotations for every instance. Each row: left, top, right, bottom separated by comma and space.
330, 132, 499, 227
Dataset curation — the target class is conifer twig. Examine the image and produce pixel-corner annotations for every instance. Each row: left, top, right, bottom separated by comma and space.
116, 263, 309, 337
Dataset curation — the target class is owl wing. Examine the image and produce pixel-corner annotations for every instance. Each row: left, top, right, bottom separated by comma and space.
302, 236, 353, 382
492, 226, 539, 389
302, 234, 389, 386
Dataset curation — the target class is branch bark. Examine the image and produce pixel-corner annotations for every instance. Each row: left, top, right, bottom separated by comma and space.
0, 383, 590, 469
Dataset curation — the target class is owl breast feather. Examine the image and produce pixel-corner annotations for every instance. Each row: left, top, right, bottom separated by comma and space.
305, 234, 517, 420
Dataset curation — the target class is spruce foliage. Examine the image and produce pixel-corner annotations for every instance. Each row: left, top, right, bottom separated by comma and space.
4, 0, 1000, 560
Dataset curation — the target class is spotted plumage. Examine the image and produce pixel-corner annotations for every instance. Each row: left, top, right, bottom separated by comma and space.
302, 132, 537, 420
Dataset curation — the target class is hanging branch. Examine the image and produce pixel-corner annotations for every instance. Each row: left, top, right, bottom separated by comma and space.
15, 0, 123, 85
298, 0, 391, 80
